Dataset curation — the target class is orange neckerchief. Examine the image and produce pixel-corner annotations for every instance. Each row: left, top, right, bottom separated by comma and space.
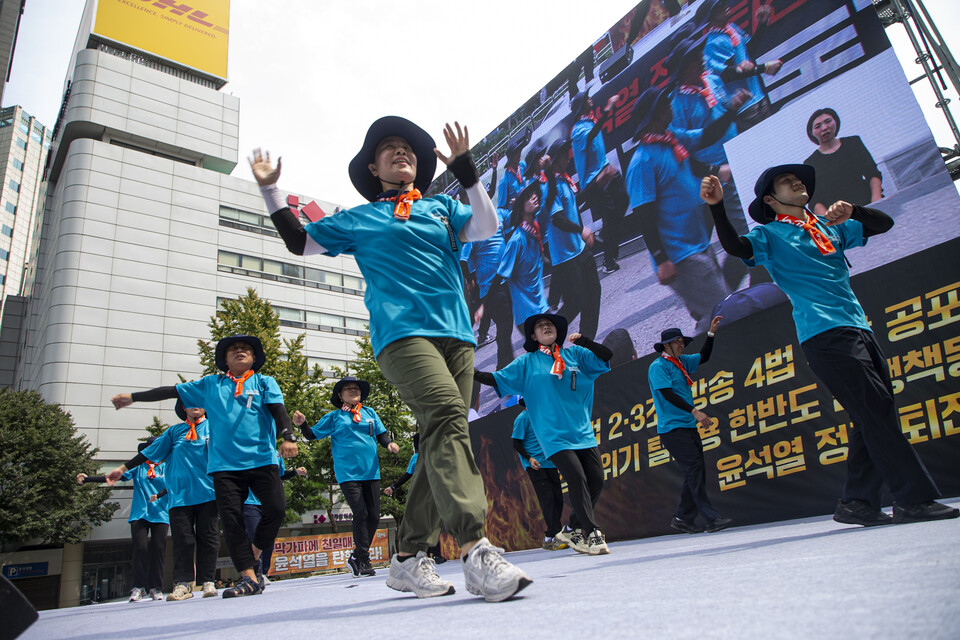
557, 172, 578, 194
641, 132, 689, 163
507, 165, 524, 185
661, 353, 693, 386
342, 403, 362, 423
520, 219, 543, 253
775, 213, 836, 255
378, 189, 422, 221
146, 462, 158, 479
710, 24, 740, 47
184, 415, 205, 441
538, 344, 566, 379
678, 74, 718, 109
226, 369, 255, 397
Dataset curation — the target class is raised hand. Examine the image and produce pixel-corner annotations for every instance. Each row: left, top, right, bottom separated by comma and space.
700, 175, 724, 205
824, 201, 854, 226
568, 332, 582, 344
434, 122, 470, 166
248, 148, 282, 187
76, 473, 87, 485
111, 394, 133, 410
291, 410, 306, 426
709, 315, 723, 334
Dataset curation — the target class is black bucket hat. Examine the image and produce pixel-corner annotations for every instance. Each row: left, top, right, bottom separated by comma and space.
523, 313, 569, 353
510, 181, 543, 229
569, 91, 591, 118
174, 399, 205, 421
215, 335, 266, 372
547, 138, 571, 166
747, 164, 816, 224
137, 435, 159, 453
331, 376, 370, 406
348, 116, 437, 202
668, 36, 704, 77
631, 86, 672, 141
523, 138, 548, 178
654, 328, 695, 352
806, 108, 840, 144
695, 0, 728, 24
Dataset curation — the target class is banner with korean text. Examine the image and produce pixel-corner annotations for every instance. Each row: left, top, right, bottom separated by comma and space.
268, 529, 389, 576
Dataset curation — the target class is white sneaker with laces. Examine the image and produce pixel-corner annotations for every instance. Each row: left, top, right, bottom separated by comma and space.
166, 582, 194, 601
556, 528, 590, 554
385, 552, 455, 598
128, 587, 145, 602
148, 588, 163, 601
587, 528, 610, 555
462, 537, 533, 602
202, 581, 218, 598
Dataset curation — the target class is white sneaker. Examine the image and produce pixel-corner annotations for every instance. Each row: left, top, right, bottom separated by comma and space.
556, 528, 590, 554
202, 581, 218, 598
148, 588, 163, 600
166, 583, 194, 601
587, 529, 610, 555
462, 537, 533, 602
385, 552, 455, 598
128, 587, 145, 602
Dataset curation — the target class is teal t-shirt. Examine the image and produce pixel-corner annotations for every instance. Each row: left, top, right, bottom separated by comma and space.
142, 418, 215, 508
176, 373, 284, 474
310, 405, 387, 482
743, 217, 868, 343
649, 353, 701, 434
303, 195, 474, 357
512, 410, 555, 470
493, 345, 609, 459
122, 463, 169, 524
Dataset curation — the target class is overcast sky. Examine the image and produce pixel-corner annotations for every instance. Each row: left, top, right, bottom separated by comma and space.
4, 0, 958, 206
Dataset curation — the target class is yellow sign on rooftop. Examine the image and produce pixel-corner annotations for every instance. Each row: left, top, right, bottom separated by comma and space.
93, 0, 230, 80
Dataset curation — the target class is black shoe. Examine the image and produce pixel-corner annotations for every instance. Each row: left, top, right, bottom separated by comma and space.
346, 553, 361, 577
221, 576, 262, 598
431, 555, 447, 565
705, 515, 733, 533
359, 559, 376, 576
476, 334, 495, 348
892, 500, 960, 524
670, 517, 704, 534
833, 499, 893, 527
602, 261, 621, 274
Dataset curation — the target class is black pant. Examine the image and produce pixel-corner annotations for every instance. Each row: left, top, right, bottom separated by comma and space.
549, 447, 604, 533
340, 480, 381, 562
583, 172, 628, 266
554, 250, 602, 339
243, 504, 278, 573
528, 467, 564, 537
802, 327, 939, 508
660, 427, 720, 522
130, 519, 167, 591
212, 465, 286, 572
477, 281, 514, 370
169, 500, 219, 585
735, 97, 774, 133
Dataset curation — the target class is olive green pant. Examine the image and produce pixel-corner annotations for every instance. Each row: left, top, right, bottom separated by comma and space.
377, 337, 487, 554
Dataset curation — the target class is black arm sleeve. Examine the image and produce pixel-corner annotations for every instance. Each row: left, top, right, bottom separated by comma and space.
699, 335, 715, 365
270, 208, 308, 256
267, 403, 296, 441
474, 370, 499, 393
487, 165, 498, 199
851, 205, 893, 238
698, 109, 738, 150
299, 421, 316, 441
709, 202, 754, 259
155, 488, 168, 499
634, 202, 669, 265
513, 438, 531, 460
131, 386, 179, 402
376, 432, 393, 448
123, 452, 148, 470
746, 22, 769, 58
392, 472, 413, 490
81, 475, 107, 484
573, 336, 613, 362
280, 470, 297, 481
659, 388, 695, 413
551, 209, 583, 233
448, 153, 479, 189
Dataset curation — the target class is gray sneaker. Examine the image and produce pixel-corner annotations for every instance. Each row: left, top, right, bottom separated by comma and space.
556, 528, 590, 554
128, 587, 145, 602
385, 552, 455, 598
148, 588, 163, 601
462, 537, 532, 602
202, 581, 218, 598
166, 583, 194, 601
587, 529, 610, 555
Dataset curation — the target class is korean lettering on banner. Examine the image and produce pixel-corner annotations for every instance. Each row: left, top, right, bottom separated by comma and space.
269, 528, 390, 576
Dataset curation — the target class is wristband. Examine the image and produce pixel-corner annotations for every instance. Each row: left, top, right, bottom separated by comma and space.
707, 332, 715, 337
448, 153, 479, 189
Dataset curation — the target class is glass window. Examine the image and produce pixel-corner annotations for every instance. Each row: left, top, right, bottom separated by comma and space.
345, 317, 368, 331
0, 113, 12, 128
282, 263, 302, 278
0, 274, 5, 285
325, 272, 343, 287
12, 159, 23, 171
239, 210, 261, 226
239, 254, 262, 270
8, 180, 19, 193
18, 122, 29, 134
0, 249, 9, 261
15, 138, 26, 150
217, 250, 241, 267
343, 275, 364, 291
220, 207, 239, 222
262, 259, 283, 275
303, 267, 324, 283
275, 306, 303, 322
31, 130, 42, 144
5, 203, 15, 215
1, 225, 12, 237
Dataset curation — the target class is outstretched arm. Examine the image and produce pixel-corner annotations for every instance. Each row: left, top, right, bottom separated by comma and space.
701, 176, 753, 259
435, 123, 498, 243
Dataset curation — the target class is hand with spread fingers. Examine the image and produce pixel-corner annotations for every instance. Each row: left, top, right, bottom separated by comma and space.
434, 122, 470, 166
248, 148, 282, 186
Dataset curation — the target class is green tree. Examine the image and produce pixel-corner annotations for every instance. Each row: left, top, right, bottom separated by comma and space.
0, 389, 119, 550
200, 287, 329, 524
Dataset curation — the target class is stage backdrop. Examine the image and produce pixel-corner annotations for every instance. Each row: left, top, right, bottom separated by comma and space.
431, 0, 960, 419
463, 237, 960, 551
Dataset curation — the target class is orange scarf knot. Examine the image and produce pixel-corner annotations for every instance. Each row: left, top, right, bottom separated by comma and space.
146, 462, 158, 479
641, 132, 689, 164
379, 189, 422, 221
539, 344, 566, 379
226, 370, 255, 397
343, 403, 363, 423
661, 353, 694, 387
775, 213, 836, 255
184, 415, 204, 441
